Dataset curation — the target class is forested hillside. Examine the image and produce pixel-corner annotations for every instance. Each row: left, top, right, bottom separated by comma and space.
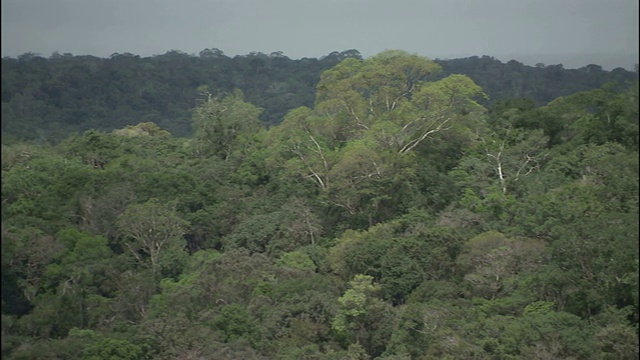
2, 50, 638, 359
2, 49, 636, 143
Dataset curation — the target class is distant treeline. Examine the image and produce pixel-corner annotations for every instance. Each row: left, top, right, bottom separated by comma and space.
2, 49, 637, 142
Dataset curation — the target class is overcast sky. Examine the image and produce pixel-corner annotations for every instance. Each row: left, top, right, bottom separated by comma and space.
2, 0, 638, 70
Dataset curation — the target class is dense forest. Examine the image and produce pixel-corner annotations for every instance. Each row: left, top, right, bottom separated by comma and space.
1, 49, 639, 359
1, 49, 636, 142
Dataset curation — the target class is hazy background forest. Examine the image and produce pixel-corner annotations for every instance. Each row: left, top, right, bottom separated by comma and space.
2, 49, 637, 142
1, 49, 639, 359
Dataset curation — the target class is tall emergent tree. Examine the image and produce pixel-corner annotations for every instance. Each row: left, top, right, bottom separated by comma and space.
268, 50, 486, 224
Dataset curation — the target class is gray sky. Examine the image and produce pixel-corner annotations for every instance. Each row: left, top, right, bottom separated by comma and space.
2, 0, 638, 70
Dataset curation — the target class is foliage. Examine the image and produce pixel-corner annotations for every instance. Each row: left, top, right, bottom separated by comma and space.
2, 50, 634, 143
1, 50, 637, 359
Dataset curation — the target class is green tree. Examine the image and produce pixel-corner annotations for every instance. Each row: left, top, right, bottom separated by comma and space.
267, 106, 338, 192
116, 198, 189, 275
332, 274, 393, 357
315, 51, 485, 153
65, 328, 151, 360
214, 304, 260, 344
192, 89, 264, 160
268, 51, 486, 225
456, 231, 548, 300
